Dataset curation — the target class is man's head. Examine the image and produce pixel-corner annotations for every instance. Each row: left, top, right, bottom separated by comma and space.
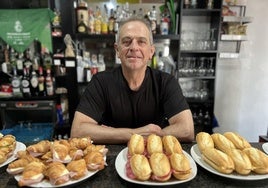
114, 18, 155, 71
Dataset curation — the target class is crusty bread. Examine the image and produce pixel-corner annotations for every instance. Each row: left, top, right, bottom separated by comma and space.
162, 135, 182, 155
201, 148, 234, 174
243, 147, 268, 174
149, 152, 171, 181
196, 132, 214, 153
223, 132, 251, 150
128, 134, 145, 156
147, 134, 163, 156
228, 148, 252, 175
130, 154, 152, 181
169, 153, 191, 180
211, 133, 235, 154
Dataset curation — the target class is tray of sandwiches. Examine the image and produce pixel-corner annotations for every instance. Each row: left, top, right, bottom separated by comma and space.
115, 134, 197, 186
0, 133, 26, 168
191, 131, 268, 180
5, 137, 108, 187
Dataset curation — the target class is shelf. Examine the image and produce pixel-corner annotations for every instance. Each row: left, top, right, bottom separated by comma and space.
219, 52, 240, 59
179, 76, 215, 80
182, 8, 221, 16
221, 34, 248, 41
180, 50, 218, 54
222, 16, 253, 23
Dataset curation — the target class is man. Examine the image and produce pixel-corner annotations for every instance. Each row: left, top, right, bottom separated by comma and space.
71, 18, 194, 144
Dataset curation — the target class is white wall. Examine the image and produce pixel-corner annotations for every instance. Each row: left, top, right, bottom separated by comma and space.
214, 0, 268, 142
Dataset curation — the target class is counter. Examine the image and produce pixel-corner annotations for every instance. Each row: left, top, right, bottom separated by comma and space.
1, 143, 268, 188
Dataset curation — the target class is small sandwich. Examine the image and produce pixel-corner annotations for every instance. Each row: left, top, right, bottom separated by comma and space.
126, 154, 152, 181
223, 132, 251, 150
243, 147, 268, 174
45, 161, 70, 185
83, 151, 107, 171
128, 134, 145, 157
196, 132, 214, 153
66, 159, 88, 180
211, 133, 235, 154
18, 161, 46, 187
201, 148, 234, 174
146, 134, 163, 157
169, 153, 192, 180
228, 148, 252, 175
26, 140, 51, 157
162, 135, 183, 156
50, 140, 72, 163
149, 152, 172, 182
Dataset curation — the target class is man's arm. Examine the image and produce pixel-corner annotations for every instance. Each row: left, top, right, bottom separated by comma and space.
162, 109, 195, 142
70, 111, 164, 144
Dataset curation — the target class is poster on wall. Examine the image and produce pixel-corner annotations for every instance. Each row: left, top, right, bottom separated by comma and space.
0, 8, 54, 53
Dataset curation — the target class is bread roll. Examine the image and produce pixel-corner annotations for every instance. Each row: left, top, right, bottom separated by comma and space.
147, 134, 163, 156
169, 153, 191, 180
196, 132, 214, 153
211, 133, 235, 154
162, 135, 182, 155
128, 134, 145, 156
228, 148, 252, 175
223, 132, 251, 150
129, 154, 152, 181
243, 147, 268, 174
149, 152, 171, 181
202, 148, 234, 174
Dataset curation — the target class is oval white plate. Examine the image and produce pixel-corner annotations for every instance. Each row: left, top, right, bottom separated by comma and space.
115, 147, 197, 186
262, 143, 268, 155
0, 141, 26, 168
190, 144, 268, 180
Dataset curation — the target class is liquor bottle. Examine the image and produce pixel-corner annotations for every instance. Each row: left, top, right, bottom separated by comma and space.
30, 70, 39, 97
94, 6, 102, 34
137, 8, 144, 19
32, 52, 40, 72
23, 48, 32, 69
108, 8, 115, 34
16, 53, 24, 76
113, 5, 121, 33
11, 67, 22, 97
77, 14, 88, 34
76, 0, 88, 28
21, 67, 31, 98
101, 4, 108, 34
88, 8, 95, 34
98, 53, 106, 72
149, 6, 157, 34
38, 66, 46, 96
45, 68, 54, 96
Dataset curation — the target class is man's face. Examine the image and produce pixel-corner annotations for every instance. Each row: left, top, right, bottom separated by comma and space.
115, 21, 155, 71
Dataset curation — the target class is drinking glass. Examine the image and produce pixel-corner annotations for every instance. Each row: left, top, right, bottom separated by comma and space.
209, 28, 217, 50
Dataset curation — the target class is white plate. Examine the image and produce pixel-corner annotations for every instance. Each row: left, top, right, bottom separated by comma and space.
115, 147, 197, 186
190, 144, 268, 180
0, 141, 26, 168
14, 169, 99, 188
262, 143, 268, 154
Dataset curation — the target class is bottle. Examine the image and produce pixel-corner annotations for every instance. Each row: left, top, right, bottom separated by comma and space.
30, 70, 39, 97
113, 5, 121, 33
38, 66, 46, 96
23, 48, 32, 68
149, 6, 157, 34
76, 0, 88, 28
16, 53, 24, 76
101, 4, 108, 34
11, 67, 22, 97
56, 104, 64, 126
94, 6, 102, 34
108, 8, 115, 34
137, 8, 144, 19
88, 8, 95, 34
77, 14, 88, 33
21, 67, 31, 98
46, 68, 54, 96
98, 53, 106, 72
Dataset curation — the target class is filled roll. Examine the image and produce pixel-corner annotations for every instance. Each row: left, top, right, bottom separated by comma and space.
196, 132, 214, 153
211, 133, 235, 154
201, 148, 234, 174
149, 152, 172, 181
128, 134, 145, 156
147, 134, 163, 156
169, 153, 192, 180
162, 135, 182, 155
223, 132, 251, 150
243, 147, 268, 174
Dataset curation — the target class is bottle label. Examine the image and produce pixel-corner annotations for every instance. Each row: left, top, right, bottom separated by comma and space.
78, 25, 86, 33
12, 80, 20, 88
22, 80, 30, 87
31, 78, 38, 88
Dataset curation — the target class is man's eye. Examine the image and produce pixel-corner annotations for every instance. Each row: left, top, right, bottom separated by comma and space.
122, 39, 131, 45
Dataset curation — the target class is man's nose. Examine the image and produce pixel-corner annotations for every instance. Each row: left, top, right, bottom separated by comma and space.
129, 39, 139, 50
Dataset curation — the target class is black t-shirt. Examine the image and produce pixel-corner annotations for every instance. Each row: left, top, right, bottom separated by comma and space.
76, 66, 189, 128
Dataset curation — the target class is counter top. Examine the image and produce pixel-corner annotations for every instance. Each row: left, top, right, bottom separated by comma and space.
1, 143, 268, 188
